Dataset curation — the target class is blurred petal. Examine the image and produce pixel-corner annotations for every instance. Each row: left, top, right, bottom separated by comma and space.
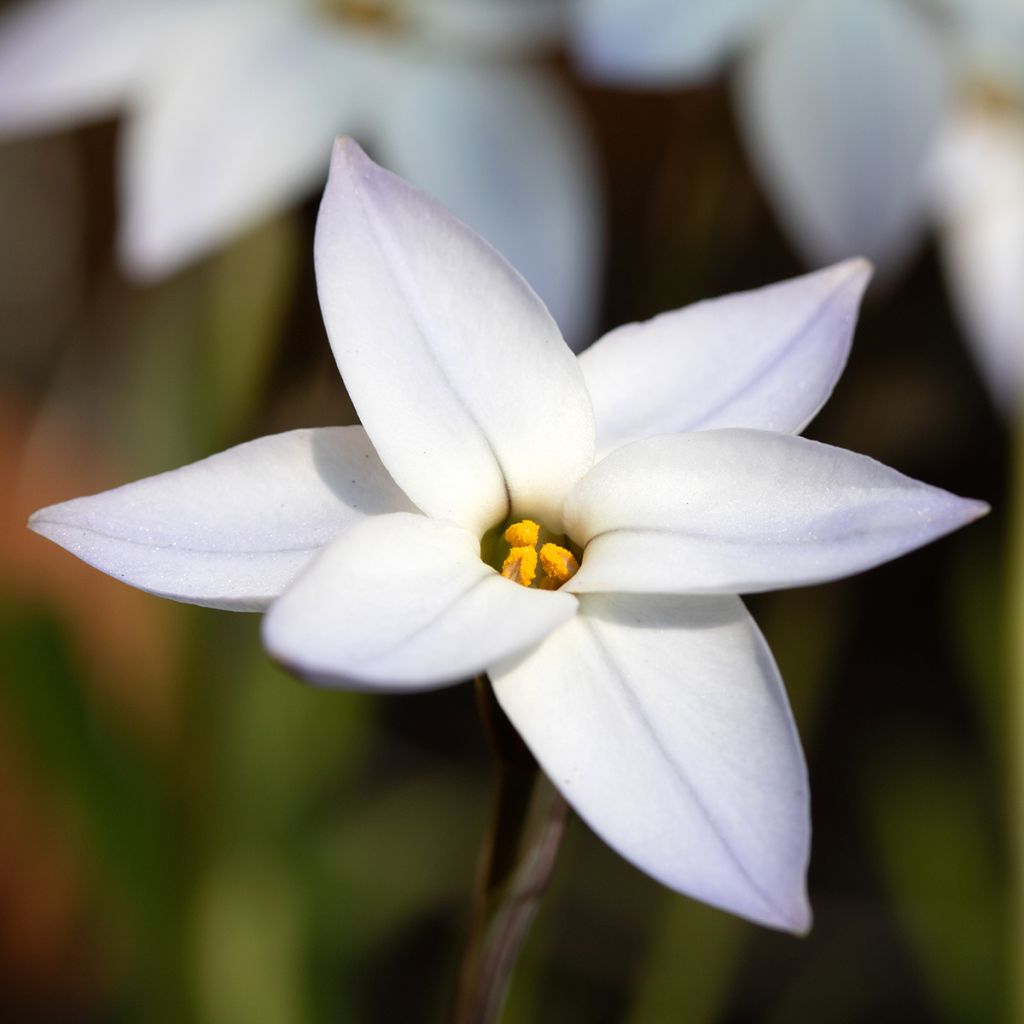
734, 0, 950, 273
564, 430, 988, 594
0, 0, 166, 133
28, 428, 415, 611
315, 139, 595, 536
930, 104, 1024, 414
410, 0, 567, 55
579, 259, 870, 456
375, 56, 601, 347
263, 512, 577, 690
941, 0, 1024, 94
120, 8, 380, 277
491, 592, 810, 932
572, 0, 773, 85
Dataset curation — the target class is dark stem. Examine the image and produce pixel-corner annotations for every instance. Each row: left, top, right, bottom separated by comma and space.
451, 677, 569, 1024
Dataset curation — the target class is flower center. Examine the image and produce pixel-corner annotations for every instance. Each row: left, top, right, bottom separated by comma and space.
499, 520, 579, 591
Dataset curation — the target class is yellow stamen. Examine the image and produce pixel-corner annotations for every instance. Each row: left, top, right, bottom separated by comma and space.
539, 543, 579, 585
501, 545, 538, 587
504, 519, 540, 547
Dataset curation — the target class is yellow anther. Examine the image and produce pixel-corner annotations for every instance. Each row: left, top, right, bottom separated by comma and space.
539, 543, 579, 585
501, 545, 538, 587
504, 520, 540, 547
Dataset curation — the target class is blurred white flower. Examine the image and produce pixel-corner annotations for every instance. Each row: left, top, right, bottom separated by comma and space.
574, 0, 950, 276
928, 1, 1024, 413
0, 0, 600, 342
575, 0, 1024, 409
931, 100, 1024, 414
29, 141, 986, 931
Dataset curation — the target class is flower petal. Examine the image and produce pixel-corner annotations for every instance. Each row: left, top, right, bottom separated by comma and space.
0, 0, 166, 133
578, 259, 870, 457
491, 592, 810, 932
410, 0, 566, 56
262, 512, 577, 691
374, 56, 601, 349
734, 0, 950, 273
930, 104, 1024, 415
28, 427, 415, 611
572, 0, 772, 85
315, 139, 595, 536
120, 9, 380, 277
564, 429, 988, 594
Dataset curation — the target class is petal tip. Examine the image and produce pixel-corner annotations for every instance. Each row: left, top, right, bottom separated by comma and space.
839, 255, 874, 283
933, 492, 990, 531
26, 509, 47, 538
781, 890, 813, 936
827, 256, 874, 300
787, 909, 813, 938
961, 497, 991, 523
27, 502, 65, 539
330, 135, 371, 174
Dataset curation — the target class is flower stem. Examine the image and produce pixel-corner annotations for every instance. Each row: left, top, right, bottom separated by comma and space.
451, 677, 569, 1024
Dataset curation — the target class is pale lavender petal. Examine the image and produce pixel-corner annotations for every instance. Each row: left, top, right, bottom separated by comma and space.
573, 0, 774, 85
120, 8, 382, 277
0, 0, 167, 133
263, 512, 577, 690
492, 592, 811, 932
28, 427, 415, 610
375, 56, 601, 348
579, 259, 870, 456
564, 429, 988, 594
315, 139, 595, 537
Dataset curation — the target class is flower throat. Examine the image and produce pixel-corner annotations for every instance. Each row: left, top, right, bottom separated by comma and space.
496, 520, 579, 590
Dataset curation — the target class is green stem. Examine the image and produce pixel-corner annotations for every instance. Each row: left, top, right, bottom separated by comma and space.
451, 678, 569, 1024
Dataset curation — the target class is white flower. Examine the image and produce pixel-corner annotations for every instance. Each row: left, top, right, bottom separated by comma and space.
574, 0, 1024, 409
29, 139, 986, 932
0, 0, 598, 342
573, 0, 950, 276
930, 101, 1024, 414
927, 0, 1024, 413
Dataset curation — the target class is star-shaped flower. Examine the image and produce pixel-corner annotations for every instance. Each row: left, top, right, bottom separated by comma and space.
29, 139, 986, 932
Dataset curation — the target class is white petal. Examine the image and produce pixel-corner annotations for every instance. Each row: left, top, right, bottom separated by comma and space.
374, 56, 601, 348
262, 512, 577, 690
314, 139, 595, 536
0, 0, 167, 133
409, 0, 567, 56
120, 9, 381, 277
564, 429, 988, 594
941, 0, 1024, 94
930, 105, 1024, 414
28, 427, 415, 611
579, 259, 870, 457
491, 592, 810, 932
572, 0, 773, 85
734, 0, 950, 273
